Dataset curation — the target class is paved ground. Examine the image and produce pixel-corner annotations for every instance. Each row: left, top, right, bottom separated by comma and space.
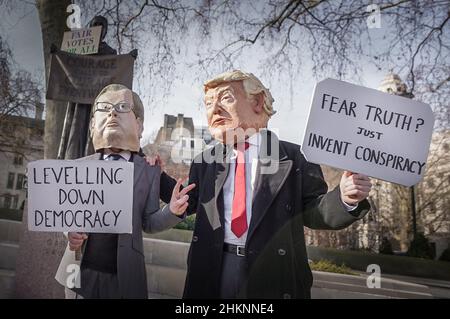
311, 271, 435, 299
1, 221, 449, 299
378, 273, 450, 299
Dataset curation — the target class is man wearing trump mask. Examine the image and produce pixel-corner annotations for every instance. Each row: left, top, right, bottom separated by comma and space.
156, 70, 372, 299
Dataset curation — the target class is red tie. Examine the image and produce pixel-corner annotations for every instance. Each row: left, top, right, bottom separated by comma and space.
231, 142, 249, 238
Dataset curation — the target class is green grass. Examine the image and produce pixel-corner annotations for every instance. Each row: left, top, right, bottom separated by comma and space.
309, 259, 357, 275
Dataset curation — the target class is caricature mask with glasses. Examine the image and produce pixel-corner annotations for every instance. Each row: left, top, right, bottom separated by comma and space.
94, 101, 134, 114
90, 84, 144, 153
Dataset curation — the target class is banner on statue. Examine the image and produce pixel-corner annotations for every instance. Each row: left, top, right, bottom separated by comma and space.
46, 48, 134, 104
60, 26, 102, 55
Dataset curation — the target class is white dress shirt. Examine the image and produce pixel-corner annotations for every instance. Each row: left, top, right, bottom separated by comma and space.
223, 132, 261, 246
222, 131, 357, 246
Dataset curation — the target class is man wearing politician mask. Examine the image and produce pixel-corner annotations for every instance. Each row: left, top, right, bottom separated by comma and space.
55, 84, 195, 299
155, 70, 371, 299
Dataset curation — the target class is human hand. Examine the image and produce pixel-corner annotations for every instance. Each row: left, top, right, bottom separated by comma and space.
68, 232, 88, 251
339, 171, 372, 206
145, 154, 164, 172
169, 178, 196, 216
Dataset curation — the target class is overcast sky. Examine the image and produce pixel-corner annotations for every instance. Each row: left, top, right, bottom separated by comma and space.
1, 2, 389, 146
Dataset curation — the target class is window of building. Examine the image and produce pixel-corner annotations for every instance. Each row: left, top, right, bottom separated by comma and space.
4, 195, 11, 209
16, 174, 25, 190
12, 195, 18, 209
13, 155, 23, 166
191, 140, 195, 149
7, 173, 15, 189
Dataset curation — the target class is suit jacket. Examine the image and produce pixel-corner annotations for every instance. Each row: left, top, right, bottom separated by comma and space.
160, 130, 371, 299
55, 152, 182, 299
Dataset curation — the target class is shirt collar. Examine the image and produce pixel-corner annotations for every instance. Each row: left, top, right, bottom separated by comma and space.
228, 130, 264, 158
103, 149, 131, 161
247, 130, 264, 148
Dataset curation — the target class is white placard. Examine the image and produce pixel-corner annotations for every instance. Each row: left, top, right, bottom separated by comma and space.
27, 160, 133, 233
60, 26, 102, 55
301, 78, 434, 187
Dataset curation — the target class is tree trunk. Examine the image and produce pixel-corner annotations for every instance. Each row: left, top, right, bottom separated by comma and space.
14, 0, 71, 299
38, 0, 71, 159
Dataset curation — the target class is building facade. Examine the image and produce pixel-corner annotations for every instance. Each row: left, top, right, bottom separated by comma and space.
151, 113, 213, 165
0, 111, 44, 221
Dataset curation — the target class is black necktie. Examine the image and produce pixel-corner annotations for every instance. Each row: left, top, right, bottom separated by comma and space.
108, 154, 122, 161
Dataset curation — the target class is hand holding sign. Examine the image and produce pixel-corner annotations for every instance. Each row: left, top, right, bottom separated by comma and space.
170, 178, 196, 216
68, 232, 88, 251
339, 171, 372, 206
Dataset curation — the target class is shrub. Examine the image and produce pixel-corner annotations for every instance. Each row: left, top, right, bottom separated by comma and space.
307, 246, 450, 281
174, 214, 196, 231
379, 237, 394, 255
0, 208, 23, 221
309, 259, 357, 275
407, 233, 435, 259
439, 248, 450, 262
